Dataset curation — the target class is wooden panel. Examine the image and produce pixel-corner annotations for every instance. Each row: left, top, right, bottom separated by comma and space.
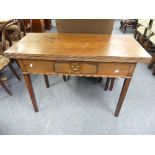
56, 19, 114, 34
23, 60, 53, 74
98, 63, 131, 77
54, 62, 97, 74
44, 19, 52, 30
31, 19, 45, 32
4, 33, 151, 63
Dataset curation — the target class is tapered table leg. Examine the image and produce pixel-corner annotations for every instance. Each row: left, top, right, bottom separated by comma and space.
115, 78, 131, 117
63, 76, 67, 81
44, 75, 50, 88
23, 74, 39, 112
109, 78, 115, 91
104, 78, 110, 91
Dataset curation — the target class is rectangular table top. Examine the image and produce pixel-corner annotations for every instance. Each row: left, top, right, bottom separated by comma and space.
4, 33, 151, 63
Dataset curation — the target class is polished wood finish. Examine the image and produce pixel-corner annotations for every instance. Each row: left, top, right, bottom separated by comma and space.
54, 62, 97, 74
18, 59, 136, 78
4, 33, 151, 116
22, 60, 54, 74
115, 78, 131, 117
5, 33, 151, 63
56, 19, 115, 87
98, 63, 131, 77
23, 74, 38, 112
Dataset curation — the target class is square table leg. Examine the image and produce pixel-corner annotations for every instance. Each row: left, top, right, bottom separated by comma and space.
115, 78, 131, 117
44, 74, 50, 88
23, 74, 39, 112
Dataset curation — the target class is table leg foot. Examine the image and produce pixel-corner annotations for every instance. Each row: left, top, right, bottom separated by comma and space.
23, 74, 39, 112
114, 78, 131, 117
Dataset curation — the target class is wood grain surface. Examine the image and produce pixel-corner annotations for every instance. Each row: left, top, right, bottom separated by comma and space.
4, 33, 151, 63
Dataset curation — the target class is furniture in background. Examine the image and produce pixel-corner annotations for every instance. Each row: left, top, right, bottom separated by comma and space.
27, 19, 52, 32
31, 19, 45, 32
0, 20, 21, 95
120, 19, 137, 33
56, 19, 115, 90
44, 19, 52, 30
22, 19, 33, 34
0, 55, 21, 95
143, 20, 155, 75
5, 20, 24, 47
148, 56, 155, 75
134, 19, 152, 44
5, 33, 151, 116
56, 19, 114, 34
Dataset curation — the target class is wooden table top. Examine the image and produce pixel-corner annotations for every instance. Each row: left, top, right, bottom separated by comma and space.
4, 33, 151, 63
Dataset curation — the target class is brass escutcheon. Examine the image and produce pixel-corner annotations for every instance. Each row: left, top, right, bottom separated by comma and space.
70, 63, 80, 71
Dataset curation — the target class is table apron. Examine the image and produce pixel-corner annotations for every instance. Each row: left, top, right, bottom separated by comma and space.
18, 59, 136, 78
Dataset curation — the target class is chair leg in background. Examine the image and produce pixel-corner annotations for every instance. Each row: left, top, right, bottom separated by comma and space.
9, 63, 21, 81
44, 75, 50, 88
0, 78, 12, 96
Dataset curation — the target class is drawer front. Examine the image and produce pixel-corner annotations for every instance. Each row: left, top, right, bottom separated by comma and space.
54, 62, 97, 74
98, 63, 131, 77
23, 60, 54, 73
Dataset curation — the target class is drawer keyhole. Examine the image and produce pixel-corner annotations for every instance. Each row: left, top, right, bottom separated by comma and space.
30, 64, 33, 68
114, 69, 119, 73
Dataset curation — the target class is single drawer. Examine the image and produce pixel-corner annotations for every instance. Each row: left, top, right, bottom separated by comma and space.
54, 62, 97, 74
98, 63, 131, 77
23, 60, 54, 74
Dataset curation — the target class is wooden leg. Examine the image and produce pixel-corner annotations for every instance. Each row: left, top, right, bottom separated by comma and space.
115, 78, 131, 117
0, 78, 12, 96
109, 78, 115, 91
5, 32, 13, 47
104, 77, 110, 91
123, 25, 126, 33
98, 77, 102, 83
139, 35, 145, 45
136, 33, 140, 41
152, 64, 155, 76
9, 63, 21, 81
148, 57, 154, 69
143, 40, 152, 51
134, 31, 138, 38
44, 75, 49, 88
63, 76, 67, 81
23, 74, 39, 112
67, 76, 70, 80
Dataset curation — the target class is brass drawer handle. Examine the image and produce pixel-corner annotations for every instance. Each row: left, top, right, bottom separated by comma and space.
70, 63, 80, 71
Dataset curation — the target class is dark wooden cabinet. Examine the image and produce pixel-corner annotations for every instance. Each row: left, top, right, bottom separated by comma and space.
44, 19, 52, 30
31, 19, 45, 32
